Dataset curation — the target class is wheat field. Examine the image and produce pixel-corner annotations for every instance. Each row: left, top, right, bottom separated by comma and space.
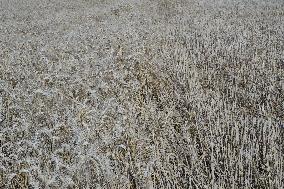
0, 0, 283, 188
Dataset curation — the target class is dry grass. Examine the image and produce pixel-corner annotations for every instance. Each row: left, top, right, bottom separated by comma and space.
0, 0, 284, 188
